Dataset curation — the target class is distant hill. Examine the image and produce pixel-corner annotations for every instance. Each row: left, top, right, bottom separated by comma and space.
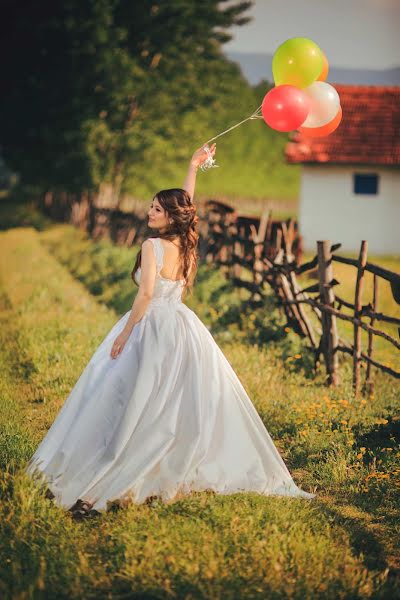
225, 51, 400, 87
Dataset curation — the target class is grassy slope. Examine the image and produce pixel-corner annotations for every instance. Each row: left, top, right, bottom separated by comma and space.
0, 225, 399, 598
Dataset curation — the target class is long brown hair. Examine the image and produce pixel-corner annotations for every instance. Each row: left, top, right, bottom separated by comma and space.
131, 188, 199, 299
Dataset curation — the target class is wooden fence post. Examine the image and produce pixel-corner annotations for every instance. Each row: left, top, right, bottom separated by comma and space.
353, 240, 368, 396
287, 270, 317, 348
364, 273, 378, 396
250, 209, 270, 300
233, 239, 243, 279
317, 240, 340, 386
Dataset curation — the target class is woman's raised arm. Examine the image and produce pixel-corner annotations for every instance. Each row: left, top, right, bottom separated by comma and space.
183, 143, 216, 201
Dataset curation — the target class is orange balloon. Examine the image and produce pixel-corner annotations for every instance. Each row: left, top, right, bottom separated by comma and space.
299, 106, 342, 137
317, 52, 329, 82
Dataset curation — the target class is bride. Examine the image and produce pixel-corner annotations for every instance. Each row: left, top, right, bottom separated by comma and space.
25, 143, 315, 518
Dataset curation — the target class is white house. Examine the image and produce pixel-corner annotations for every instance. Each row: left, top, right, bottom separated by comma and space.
285, 85, 400, 255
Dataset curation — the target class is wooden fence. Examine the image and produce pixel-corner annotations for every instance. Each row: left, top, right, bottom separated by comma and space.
37, 191, 399, 394
210, 212, 400, 395
38, 191, 303, 263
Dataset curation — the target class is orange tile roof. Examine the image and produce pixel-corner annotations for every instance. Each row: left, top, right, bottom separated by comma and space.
285, 85, 400, 165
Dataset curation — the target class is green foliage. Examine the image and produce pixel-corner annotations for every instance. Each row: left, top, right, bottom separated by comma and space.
0, 1, 300, 201
0, 194, 52, 231
0, 1, 255, 193
131, 75, 300, 200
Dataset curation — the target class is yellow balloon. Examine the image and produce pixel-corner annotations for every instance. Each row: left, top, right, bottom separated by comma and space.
272, 38, 324, 89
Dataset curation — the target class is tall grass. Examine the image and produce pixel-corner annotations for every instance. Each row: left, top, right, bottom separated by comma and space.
0, 226, 398, 598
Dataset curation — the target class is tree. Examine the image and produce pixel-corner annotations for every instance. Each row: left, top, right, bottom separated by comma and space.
0, 0, 253, 199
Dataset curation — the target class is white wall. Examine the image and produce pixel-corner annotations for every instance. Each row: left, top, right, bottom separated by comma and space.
299, 165, 400, 255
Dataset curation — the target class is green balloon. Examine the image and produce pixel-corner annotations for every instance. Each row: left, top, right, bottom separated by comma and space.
272, 38, 324, 88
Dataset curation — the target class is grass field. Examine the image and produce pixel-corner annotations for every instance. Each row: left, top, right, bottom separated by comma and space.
0, 220, 399, 598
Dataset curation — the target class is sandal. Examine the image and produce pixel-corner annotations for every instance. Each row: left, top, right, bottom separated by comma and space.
69, 499, 96, 520
45, 487, 55, 500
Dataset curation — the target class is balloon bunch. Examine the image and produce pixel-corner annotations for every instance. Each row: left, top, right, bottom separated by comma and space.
262, 38, 342, 137
200, 37, 341, 170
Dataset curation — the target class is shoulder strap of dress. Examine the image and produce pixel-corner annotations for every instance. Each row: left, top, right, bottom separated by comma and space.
148, 237, 163, 275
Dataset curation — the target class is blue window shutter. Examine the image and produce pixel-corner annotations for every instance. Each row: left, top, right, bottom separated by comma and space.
353, 173, 379, 195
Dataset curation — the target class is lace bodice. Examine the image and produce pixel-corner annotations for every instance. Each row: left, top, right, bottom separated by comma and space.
134, 237, 185, 306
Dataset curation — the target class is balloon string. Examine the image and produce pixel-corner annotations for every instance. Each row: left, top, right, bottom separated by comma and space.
203, 104, 263, 146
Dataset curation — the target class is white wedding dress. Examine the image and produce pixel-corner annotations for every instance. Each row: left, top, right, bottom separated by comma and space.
26, 237, 315, 512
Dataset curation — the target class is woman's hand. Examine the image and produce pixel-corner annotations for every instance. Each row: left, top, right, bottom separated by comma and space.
183, 143, 216, 200
190, 143, 216, 168
110, 329, 131, 359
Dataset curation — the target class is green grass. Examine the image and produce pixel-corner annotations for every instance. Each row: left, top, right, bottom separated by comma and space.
0, 225, 399, 598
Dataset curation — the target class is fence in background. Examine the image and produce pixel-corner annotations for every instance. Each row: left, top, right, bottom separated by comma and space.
38, 191, 303, 261
208, 210, 400, 395
38, 191, 399, 394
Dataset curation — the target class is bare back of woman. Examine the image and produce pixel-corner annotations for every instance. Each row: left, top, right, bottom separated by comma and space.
159, 238, 193, 282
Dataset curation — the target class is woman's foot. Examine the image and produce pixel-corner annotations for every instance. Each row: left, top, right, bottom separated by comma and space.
69, 499, 100, 520
145, 494, 160, 506
45, 487, 55, 500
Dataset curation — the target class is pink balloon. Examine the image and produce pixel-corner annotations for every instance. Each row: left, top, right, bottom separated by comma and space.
262, 85, 310, 132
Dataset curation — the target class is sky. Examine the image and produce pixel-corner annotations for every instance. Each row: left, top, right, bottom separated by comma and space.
223, 0, 400, 70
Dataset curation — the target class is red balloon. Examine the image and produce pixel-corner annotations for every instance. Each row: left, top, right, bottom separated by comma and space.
299, 106, 342, 137
262, 85, 310, 132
